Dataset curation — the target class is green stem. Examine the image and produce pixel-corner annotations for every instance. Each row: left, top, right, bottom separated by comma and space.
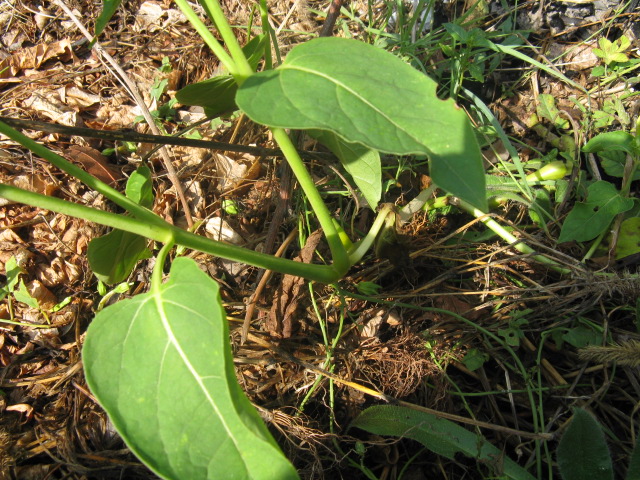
348, 205, 394, 264
271, 127, 350, 275
151, 240, 175, 289
199, 0, 253, 81
258, 0, 273, 70
0, 184, 342, 283
173, 0, 237, 76
0, 121, 165, 228
582, 229, 607, 263
453, 197, 571, 274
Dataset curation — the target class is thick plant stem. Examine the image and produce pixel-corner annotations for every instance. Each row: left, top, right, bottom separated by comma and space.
199, 0, 253, 82
271, 127, 350, 275
453, 197, 571, 274
151, 240, 175, 289
348, 205, 395, 265
0, 185, 342, 283
0, 121, 165, 228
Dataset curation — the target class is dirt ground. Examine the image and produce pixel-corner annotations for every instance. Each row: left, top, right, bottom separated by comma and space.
1, 0, 640, 479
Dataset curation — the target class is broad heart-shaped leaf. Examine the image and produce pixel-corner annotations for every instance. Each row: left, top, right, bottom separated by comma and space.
236, 37, 487, 210
558, 181, 634, 243
83, 258, 299, 480
309, 130, 381, 209
557, 408, 613, 480
350, 405, 534, 480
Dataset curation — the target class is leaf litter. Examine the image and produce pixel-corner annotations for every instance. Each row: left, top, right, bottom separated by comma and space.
1, 0, 640, 478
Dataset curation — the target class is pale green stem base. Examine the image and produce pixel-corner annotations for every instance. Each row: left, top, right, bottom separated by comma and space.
453, 197, 571, 274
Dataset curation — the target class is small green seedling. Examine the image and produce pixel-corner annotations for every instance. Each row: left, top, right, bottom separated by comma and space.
593, 35, 631, 66
559, 121, 640, 260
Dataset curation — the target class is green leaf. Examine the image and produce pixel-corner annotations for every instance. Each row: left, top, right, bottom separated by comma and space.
14, 279, 39, 309
558, 181, 634, 243
236, 37, 487, 210
615, 217, 640, 260
537, 94, 570, 130
176, 35, 267, 118
350, 405, 535, 480
88, 230, 152, 285
88, 166, 155, 284
557, 408, 613, 480
461, 348, 488, 371
177, 76, 238, 118
562, 325, 602, 348
598, 150, 640, 180
94, 0, 122, 42
309, 130, 381, 209
83, 258, 299, 480
4, 256, 22, 293
583, 131, 639, 157
126, 165, 154, 209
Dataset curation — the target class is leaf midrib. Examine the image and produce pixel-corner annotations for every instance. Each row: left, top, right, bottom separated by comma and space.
150, 283, 242, 468
280, 64, 428, 154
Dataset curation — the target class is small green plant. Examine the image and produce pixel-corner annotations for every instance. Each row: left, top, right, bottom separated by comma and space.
558, 121, 640, 260
593, 35, 631, 68
1, 255, 71, 325
0, 256, 36, 313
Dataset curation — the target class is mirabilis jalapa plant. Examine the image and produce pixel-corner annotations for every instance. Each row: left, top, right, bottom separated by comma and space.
0, 0, 491, 478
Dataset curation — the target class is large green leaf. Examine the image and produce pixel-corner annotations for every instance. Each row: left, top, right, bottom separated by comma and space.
176, 75, 238, 117
557, 408, 613, 480
350, 405, 535, 480
309, 130, 381, 209
558, 181, 633, 243
236, 37, 486, 210
83, 258, 299, 480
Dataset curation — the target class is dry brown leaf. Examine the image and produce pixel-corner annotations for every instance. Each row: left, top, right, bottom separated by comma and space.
5, 403, 34, 422
0, 39, 74, 78
23, 90, 77, 126
36, 257, 81, 288
12, 174, 57, 196
57, 85, 101, 110
26, 280, 57, 310
267, 230, 323, 338
65, 145, 123, 186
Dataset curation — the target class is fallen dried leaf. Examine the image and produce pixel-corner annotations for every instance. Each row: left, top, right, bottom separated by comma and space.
0, 39, 75, 78
268, 230, 323, 338
65, 145, 123, 186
